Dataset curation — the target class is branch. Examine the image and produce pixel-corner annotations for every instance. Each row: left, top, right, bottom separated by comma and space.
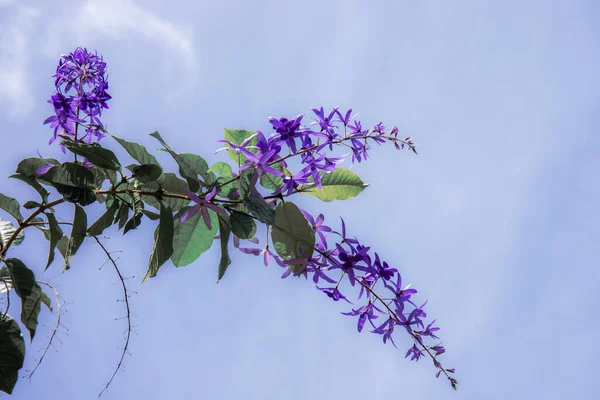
24, 280, 63, 380
94, 237, 132, 398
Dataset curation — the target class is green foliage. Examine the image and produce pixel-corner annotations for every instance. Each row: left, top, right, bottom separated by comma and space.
9, 174, 50, 203
0, 220, 24, 249
245, 195, 275, 225
110, 134, 162, 166
271, 202, 315, 260
38, 163, 97, 206
259, 163, 285, 191
0, 194, 23, 221
217, 214, 231, 281
171, 207, 218, 267
3, 258, 50, 340
63, 205, 87, 269
301, 168, 368, 201
143, 204, 174, 281
60, 139, 121, 171
131, 164, 163, 183
229, 211, 257, 239
42, 213, 63, 270
150, 131, 205, 192
0, 314, 25, 394
87, 201, 119, 237
15, 157, 59, 176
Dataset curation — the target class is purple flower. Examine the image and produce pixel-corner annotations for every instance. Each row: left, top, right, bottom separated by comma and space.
317, 286, 351, 303
405, 344, 423, 361
370, 253, 397, 281
180, 188, 227, 229
269, 114, 305, 153
342, 302, 384, 332
45, 47, 111, 145
301, 210, 332, 247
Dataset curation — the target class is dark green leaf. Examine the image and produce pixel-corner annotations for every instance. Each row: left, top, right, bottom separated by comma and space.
223, 129, 258, 164
132, 164, 163, 183
170, 207, 218, 267
4, 258, 46, 340
139, 173, 189, 211
87, 201, 119, 236
150, 132, 201, 192
63, 205, 87, 269
15, 157, 59, 176
143, 204, 174, 281
38, 162, 95, 190
61, 140, 121, 171
142, 210, 159, 220
0, 193, 23, 221
217, 214, 231, 281
301, 168, 369, 201
117, 202, 129, 230
38, 163, 97, 206
245, 195, 275, 225
110, 134, 162, 166
43, 213, 63, 270
23, 201, 42, 209
9, 174, 50, 203
180, 153, 210, 180
229, 211, 257, 239
56, 236, 69, 268
0, 314, 25, 394
271, 202, 315, 259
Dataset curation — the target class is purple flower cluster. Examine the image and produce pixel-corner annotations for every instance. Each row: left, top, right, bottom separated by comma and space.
44, 47, 111, 146
238, 211, 456, 387
220, 107, 415, 196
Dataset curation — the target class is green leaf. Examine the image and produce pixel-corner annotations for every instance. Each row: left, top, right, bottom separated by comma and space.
43, 213, 63, 270
87, 201, 119, 236
0, 193, 23, 221
117, 202, 129, 230
132, 164, 163, 183
110, 134, 162, 166
229, 211, 257, 239
9, 174, 50, 203
271, 202, 315, 259
170, 207, 218, 267
245, 195, 275, 225
143, 204, 174, 281
38, 163, 97, 206
56, 236, 69, 268
301, 168, 369, 201
217, 214, 231, 281
61, 140, 121, 171
0, 314, 25, 394
209, 162, 236, 196
223, 129, 258, 164
139, 173, 189, 211
63, 205, 87, 269
182, 153, 210, 180
123, 191, 144, 234
4, 258, 46, 340
0, 220, 24, 249
142, 210, 159, 220
150, 132, 201, 192
23, 201, 42, 209
38, 162, 95, 190
15, 157, 59, 176
259, 163, 285, 191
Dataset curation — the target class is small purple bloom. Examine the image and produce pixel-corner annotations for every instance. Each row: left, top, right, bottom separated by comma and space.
180, 188, 227, 229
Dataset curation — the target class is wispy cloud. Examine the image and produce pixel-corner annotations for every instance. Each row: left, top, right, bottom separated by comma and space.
0, 6, 40, 116
46, 0, 198, 97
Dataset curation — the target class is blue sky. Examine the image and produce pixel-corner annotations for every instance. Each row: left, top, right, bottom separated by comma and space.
1, 0, 599, 399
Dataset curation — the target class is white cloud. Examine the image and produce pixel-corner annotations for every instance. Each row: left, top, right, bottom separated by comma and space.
0, 6, 40, 116
46, 0, 198, 97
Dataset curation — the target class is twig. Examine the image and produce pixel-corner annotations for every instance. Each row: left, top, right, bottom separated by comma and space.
94, 237, 132, 397
24, 280, 63, 380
